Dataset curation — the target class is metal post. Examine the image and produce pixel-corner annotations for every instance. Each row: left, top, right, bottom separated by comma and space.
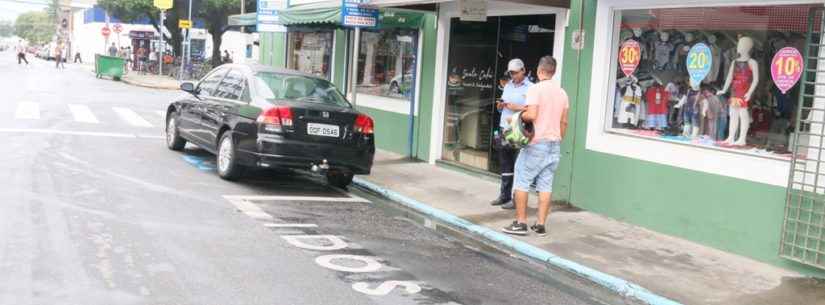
159, 10, 164, 76
349, 28, 361, 106
187, 0, 193, 78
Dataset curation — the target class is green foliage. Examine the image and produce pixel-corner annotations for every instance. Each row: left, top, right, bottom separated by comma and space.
97, 0, 158, 23
0, 21, 14, 37
14, 11, 55, 45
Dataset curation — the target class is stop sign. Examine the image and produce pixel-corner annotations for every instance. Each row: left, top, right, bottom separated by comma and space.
101, 26, 111, 37
113, 24, 122, 33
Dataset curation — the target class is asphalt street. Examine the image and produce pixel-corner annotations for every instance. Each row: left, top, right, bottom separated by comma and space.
0, 51, 638, 305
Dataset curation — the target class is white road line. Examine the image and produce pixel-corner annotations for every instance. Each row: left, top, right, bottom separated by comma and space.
15, 102, 39, 119
262, 223, 318, 228
113, 107, 153, 127
222, 195, 370, 203
0, 128, 164, 139
68, 104, 99, 123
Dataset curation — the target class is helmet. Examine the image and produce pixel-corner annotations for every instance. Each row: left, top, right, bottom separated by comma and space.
504, 111, 534, 149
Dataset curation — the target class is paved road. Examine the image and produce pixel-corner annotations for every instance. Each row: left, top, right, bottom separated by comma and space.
0, 51, 637, 305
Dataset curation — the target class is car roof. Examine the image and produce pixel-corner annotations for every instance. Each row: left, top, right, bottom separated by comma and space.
220, 63, 324, 81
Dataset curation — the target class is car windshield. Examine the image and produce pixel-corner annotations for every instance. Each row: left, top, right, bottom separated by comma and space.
254, 72, 350, 108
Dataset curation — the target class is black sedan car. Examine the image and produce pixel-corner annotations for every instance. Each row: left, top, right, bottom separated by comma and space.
165, 64, 375, 188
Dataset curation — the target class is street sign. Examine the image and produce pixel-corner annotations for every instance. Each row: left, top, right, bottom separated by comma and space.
101, 26, 111, 37
153, 0, 173, 10
113, 23, 123, 33
258, 0, 287, 32
341, 0, 378, 28
179, 19, 192, 29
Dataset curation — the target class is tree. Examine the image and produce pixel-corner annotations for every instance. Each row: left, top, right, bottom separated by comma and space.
97, 0, 184, 55
0, 21, 14, 37
199, 0, 255, 66
14, 11, 55, 45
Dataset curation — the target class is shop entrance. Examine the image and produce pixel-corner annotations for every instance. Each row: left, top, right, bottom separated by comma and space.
441, 14, 556, 173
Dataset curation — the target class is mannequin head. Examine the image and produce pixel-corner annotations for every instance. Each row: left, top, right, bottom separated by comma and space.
707, 34, 717, 44
659, 31, 670, 42
736, 36, 754, 58
684, 32, 695, 43
632, 27, 643, 37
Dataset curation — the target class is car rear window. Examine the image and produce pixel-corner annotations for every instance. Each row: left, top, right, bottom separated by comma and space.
254, 72, 350, 108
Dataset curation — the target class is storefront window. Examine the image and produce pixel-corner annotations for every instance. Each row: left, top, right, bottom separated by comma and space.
356, 28, 418, 99
608, 4, 821, 159
287, 30, 333, 80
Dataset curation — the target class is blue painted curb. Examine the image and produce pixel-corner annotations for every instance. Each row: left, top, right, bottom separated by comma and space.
353, 177, 683, 305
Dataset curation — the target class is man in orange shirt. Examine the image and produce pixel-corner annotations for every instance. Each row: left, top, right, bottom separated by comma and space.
502, 56, 569, 236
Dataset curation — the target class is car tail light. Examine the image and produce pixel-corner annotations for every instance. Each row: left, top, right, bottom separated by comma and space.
257, 106, 293, 132
354, 114, 374, 134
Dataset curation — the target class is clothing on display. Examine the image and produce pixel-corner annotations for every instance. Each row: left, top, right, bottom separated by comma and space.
618, 83, 643, 126
644, 84, 670, 129
730, 60, 754, 108
654, 40, 674, 71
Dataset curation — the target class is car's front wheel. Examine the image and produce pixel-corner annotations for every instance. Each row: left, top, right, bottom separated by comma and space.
326, 170, 354, 189
166, 112, 186, 151
217, 132, 243, 180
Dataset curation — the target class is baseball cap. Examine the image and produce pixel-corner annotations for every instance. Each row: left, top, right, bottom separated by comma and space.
507, 58, 525, 72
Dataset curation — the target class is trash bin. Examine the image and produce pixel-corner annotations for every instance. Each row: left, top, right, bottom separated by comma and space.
95, 54, 125, 80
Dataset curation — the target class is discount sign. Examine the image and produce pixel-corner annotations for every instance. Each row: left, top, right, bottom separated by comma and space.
771, 47, 803, 94
686, 43, 712, 86
619, 40, 641, 77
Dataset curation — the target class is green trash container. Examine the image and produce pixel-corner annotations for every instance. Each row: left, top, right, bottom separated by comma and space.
95, 54, 125, 80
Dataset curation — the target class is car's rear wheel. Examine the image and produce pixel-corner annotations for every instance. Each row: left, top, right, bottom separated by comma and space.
217, 132, 243, 180
166, 112, 186, 151
326, 170, 354, 189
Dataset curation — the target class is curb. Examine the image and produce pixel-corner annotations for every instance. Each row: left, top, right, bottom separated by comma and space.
352, 177, 683, 305
120, 76, 180, 90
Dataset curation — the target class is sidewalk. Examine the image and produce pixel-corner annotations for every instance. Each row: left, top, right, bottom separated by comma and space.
120, 73, 181, 90
355, 150, 825, 305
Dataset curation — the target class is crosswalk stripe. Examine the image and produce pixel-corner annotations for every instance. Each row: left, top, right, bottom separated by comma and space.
156, 111, 166, 120
68, 104, 99, 123
15, 102, 40, 119
112, 107, 153, 127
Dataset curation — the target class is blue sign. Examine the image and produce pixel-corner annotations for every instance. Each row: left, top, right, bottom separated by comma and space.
686, 43, 712, 86
341, 0, 379, 28
257, 0, 286, 32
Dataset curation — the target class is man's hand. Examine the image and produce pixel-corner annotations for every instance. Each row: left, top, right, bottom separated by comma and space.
496, 100, 505, 110
506, 103, 525, 112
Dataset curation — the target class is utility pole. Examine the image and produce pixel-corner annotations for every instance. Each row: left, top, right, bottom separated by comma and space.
159, 10, 164, 76
240, 0, 245, 33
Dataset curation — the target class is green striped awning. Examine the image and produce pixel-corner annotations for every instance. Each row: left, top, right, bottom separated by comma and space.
279, 6, 342, 26
229, 7, 427, 29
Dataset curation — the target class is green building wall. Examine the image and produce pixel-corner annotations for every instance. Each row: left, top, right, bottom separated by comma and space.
555, 0, 825, 278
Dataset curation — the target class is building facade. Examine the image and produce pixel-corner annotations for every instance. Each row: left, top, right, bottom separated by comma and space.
250, 0, 825, 277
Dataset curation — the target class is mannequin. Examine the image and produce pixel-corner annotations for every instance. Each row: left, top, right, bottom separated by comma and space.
653, 32, 674, 71
704, 34, 722, 84
644, 77, 670, 130
678, 82, 702, 137
673, 32, 696, 71
628, 27, 649, 61
717, 36, 759, 146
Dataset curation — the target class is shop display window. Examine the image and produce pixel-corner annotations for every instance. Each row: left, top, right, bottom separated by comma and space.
607, 4, 822, 160
287, 30, 333, 80
356, 28, 419, 99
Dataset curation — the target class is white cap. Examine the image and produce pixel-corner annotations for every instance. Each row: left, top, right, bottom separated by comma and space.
507, 58, 525, 72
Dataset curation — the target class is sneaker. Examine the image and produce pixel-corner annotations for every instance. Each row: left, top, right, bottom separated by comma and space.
502, 221, 528, 235
489, 198, 509, 206
500, 202, 515, 210
530, 224, 547, 237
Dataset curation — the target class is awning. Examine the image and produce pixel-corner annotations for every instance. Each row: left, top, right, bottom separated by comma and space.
279, 6, 341, 26
228, 12, 257, 26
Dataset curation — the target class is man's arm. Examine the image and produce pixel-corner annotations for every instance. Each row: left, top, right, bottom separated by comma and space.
522, 104, 538, 122
506, 102, 527, 112
560, 107, 569, 139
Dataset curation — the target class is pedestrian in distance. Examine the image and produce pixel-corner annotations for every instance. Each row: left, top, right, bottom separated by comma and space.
16, 40, 28, 65
74, 51, 82, 63
108, 43, 118, 57
491, 58, 533, 209
55, 44, 66, 69
502, 56, 569, 237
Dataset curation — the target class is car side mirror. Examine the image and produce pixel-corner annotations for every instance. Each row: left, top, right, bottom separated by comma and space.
180, 82, 197, 94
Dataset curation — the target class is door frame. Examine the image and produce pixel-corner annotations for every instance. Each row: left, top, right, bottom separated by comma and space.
428, 2, 568, 165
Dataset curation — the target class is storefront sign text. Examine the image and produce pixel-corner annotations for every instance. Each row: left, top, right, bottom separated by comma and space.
341, 0, 379, 28
686, 43, 712, 86
258, 0, 287, 32
619, 40, 640, 77
771, 47, 803, 94
459, 0, 487, 22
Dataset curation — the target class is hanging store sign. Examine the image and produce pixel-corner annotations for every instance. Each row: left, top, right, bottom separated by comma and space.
771, 47, 803, 94
686, 43, 712, 86
618, 40, 641, 77
258, 0, 287, 32
459, 0, 487, 22
341, 0, 379, 28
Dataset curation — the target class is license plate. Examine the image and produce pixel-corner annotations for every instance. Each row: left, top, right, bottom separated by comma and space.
307, 123, 340, 138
